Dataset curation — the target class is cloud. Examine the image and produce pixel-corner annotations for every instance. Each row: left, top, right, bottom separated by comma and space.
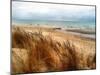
12, 1, 95, 21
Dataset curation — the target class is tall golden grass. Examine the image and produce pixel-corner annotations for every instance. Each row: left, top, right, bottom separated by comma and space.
12, 27, 96, 74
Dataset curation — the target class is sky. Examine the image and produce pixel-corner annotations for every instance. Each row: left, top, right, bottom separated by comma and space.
12, 1, 95, 22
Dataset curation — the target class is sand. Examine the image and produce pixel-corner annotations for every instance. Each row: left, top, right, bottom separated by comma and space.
12, 25, 96, 73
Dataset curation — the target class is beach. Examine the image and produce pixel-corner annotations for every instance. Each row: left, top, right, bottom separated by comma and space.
12, 24, 96, 74
12, 24, 96, 57
12, 1, 96, 74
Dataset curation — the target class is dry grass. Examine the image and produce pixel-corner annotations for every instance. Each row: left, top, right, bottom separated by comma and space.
12, 27, 96, 74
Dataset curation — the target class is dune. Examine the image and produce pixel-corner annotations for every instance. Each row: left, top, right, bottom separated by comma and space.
12, 25, 96, 74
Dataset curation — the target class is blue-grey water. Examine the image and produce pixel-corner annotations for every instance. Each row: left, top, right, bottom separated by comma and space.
12, 20, 95, 30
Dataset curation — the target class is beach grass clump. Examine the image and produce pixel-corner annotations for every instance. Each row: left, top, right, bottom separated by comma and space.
12, 27, 95, 74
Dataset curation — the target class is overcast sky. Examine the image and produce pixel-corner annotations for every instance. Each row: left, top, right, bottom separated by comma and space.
12, 1, 95, 22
